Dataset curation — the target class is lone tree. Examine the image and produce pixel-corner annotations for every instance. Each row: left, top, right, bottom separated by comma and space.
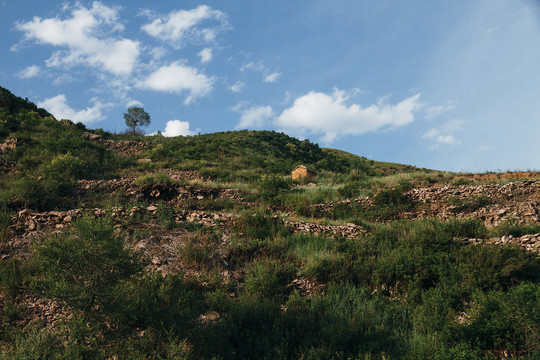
124, 106, 150, 134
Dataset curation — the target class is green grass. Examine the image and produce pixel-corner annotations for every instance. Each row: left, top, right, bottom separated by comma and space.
2, 86, 540, 359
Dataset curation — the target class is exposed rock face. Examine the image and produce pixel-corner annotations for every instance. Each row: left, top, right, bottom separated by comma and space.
404, 180, 540, 228
0, 290, 71, 329
0, 138, 17, 153
78, 174, 242, 202
284, 220, 367, 238
311, 180, 540, 230
99, 139, 152, 156
312, 197, 372, 213
462, 233, 540, 254
0, 138, 18, 174
9, 208, 82, 234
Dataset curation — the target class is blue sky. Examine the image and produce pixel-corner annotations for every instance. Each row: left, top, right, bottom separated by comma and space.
1, 0, 540, 172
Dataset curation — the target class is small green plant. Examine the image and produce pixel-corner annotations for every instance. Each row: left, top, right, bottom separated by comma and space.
155, 202, 176, 229
0, 259, 23, 300
491, 220, 540, 238
134, 173, 174, 186
450, 178, 473, 186
447, 195, 491, 212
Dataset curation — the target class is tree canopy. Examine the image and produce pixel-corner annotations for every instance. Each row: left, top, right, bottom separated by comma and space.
124, 106, 150, 134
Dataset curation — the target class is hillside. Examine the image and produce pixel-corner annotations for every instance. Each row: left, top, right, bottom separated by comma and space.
1, 87, 540, 359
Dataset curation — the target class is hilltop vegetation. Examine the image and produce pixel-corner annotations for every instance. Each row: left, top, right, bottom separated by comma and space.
1, 87, 540, 359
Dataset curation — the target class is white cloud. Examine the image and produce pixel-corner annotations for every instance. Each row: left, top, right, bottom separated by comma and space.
275, 88, 422, 144
126, 99, 143, 108
141, 5, 229, 48
149, 46, 167, 60
15, 2, 140, 75
229, 81, 245, 93
241, 61, 281, 83
162, 120, 195, 136
52, 74, 78, 85
479, 145, 494, 152
240, 62, 264, 72
234, 105, 274, 129
37, 94, 105, 123
264, 72, 281, 83
138, 62, 214, 104
422, 119, 464, 148
198, 47, 213, 63
18, 65, 41, 79
424, 104, 455, 119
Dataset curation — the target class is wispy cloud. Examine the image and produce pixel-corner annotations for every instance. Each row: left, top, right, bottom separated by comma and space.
241, 61, 281, 83
422, 119, 464, 149
229, 81, 245, 93
17, 65, 42, 79
424, 103, 455, 119
264, 71, 281, 83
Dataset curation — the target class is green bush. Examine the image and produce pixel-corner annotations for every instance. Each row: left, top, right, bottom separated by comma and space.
31, 216, 144, 317
452, 283, 540, 356
43, 152, 88, 180
243, 258, 294, 300
257, 175, 291, 205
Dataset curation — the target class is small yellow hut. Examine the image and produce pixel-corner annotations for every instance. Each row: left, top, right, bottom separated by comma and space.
291, 165, 316, 180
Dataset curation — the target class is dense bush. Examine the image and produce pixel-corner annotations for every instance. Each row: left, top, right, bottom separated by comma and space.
31, 217, 144, 316
0, 107, 130, 210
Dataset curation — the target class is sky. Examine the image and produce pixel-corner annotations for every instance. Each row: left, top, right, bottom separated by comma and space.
1, 0, 540, 172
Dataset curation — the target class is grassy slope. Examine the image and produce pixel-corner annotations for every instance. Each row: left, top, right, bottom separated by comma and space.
1, 87, 539, 360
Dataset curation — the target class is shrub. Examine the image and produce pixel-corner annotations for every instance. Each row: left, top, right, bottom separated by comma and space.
43, 152, 88, 180
31, 216, 144, 317
452, 283, 540, 356
257, 175, 291, 205
243, 258, 294, 300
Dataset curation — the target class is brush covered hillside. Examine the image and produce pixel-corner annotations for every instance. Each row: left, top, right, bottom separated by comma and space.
1, 87, 540, 360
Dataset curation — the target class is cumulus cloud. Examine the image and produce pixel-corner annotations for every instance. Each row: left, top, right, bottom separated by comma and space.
15, 2, 140, 75
18, 65, 42, 79
141, 5, 229, 48
275, 88, 422, 144
161, 120, 195, 137
234, 104, 274, 129
37, 94, 105, 123
422, 119, 464, 149
138, 62, 214, 104
198, 47, 213, 63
